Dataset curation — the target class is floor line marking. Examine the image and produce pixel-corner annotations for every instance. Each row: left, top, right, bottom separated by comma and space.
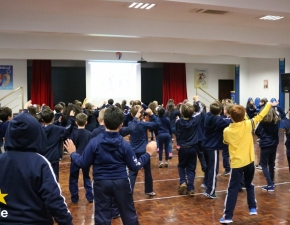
133, 182, 290, 202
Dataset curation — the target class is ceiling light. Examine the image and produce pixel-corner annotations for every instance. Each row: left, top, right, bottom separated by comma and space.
260, 15, 284, 21
146, 4, 155, 9
128, 3, 156, 9
134, 3, 143, 8
141, 3, 149, 9
129, 3, 137, 8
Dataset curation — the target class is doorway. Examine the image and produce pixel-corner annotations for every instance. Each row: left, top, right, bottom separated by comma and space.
218, 79, 234, 101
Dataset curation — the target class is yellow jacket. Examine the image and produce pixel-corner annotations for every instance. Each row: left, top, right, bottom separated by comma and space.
223, 103, 271, 168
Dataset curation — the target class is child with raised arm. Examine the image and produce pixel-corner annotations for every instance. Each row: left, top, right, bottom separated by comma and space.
41, 108, 75, 181
176, 96, 203, 197
202, 101, 231, 199
65, 106, 157, 225
255, 107, 280, 191
220, 101, 277, 224
128, 106, 159, 196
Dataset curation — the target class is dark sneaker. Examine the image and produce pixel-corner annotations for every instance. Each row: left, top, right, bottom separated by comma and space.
204, 192, 217, 199
261, 185, 274, 192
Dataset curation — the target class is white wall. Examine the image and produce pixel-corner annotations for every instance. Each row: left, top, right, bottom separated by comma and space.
0, 60, 27, 113
186, 63, 235, 106
247, 58, 279, 105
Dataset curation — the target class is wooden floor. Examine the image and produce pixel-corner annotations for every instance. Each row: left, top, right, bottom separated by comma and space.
56, 131, 290, 225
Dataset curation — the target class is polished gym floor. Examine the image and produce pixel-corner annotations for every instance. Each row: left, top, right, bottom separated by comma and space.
56, 131, 290, 225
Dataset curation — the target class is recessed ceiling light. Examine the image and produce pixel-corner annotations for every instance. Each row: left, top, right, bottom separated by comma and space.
141, 3, 149, 9
128, 3, 156, 10
134, 3, 143, 8
129, 3, 137, 8
146, 4, 155, 9
260, 15, 284, 21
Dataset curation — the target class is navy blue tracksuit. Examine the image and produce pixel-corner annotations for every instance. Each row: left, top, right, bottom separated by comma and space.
129, 114, 160, 193
255, 121, 279, 186
69, 128, 93, 203
176, 102, 203, 191
71, 132, 151, 225
202, 113, 231, 196
157, 116, 172, 161
223, 162, 256, 219
0, 113, 72, 225
42, 116, 75, 181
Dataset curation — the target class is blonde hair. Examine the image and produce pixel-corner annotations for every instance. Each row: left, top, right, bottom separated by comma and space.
262, 107, 280, 124
98, 108, 106, 122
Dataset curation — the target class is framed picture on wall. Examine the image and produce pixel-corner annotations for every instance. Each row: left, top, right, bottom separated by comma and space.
194, 68, 208, 88
264, 80, 268, 89
0, 65, 13, 90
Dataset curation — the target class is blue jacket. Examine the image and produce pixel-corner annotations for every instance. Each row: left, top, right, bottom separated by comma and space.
176, 101, 203, 147
167, 110, 181, 129
71, 131, 150, 180
197, 112, 206, 142
158, 116, 172, 135
54, 112, 62, 122
282, 118, 290, 151
129, 115, 160, 153
43, 116, 75, 163
83, 109, 99, 132
1, 113, 72, 225
255, 121, 280, 147
176, 113, 202, 147
0, 120, 9, 149
91, 125, 106, 138
202, 113, 231, 150
70, 128, 92, 155
246, 106, 256, 119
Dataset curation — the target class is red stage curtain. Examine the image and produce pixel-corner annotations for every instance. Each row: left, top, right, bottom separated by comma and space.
31, 60, 54, 108
162, 63, 188, 105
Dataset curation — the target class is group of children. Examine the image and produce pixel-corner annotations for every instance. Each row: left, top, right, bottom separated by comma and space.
0, 96, 289, 224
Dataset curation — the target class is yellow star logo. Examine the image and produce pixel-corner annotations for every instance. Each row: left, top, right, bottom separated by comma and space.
0, 190, 8, 205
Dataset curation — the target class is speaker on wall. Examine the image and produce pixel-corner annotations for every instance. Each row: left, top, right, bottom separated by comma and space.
281, 73, 290, 93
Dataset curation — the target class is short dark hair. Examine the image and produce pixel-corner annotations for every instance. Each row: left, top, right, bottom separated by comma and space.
54, 104, 64, 113
230, 105, 245, 122
76, 113, 87, 126
41, 108, 54, 123
58, 101, 66, 107
157, 107, 166, 117
108, 99, 114, 105
104, 106, 124, 130
180, 103, 193, 118
0, 107, 12, 121
210, 102, 223, 115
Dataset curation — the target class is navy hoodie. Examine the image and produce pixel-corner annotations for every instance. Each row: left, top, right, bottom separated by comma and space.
70, 128, 92, 155
0, 113, 72, 225
255, 121, 280, 147
43, 116, 75, 163
202, 113, 231, 150
129, 115, 160, 154
176, 101, 203, 147
71, 131, 150, 180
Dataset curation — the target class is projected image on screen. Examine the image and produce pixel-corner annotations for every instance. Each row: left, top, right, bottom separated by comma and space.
88, 62, 141, 107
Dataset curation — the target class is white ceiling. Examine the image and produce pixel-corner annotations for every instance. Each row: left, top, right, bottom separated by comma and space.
0, 0, 290, 61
